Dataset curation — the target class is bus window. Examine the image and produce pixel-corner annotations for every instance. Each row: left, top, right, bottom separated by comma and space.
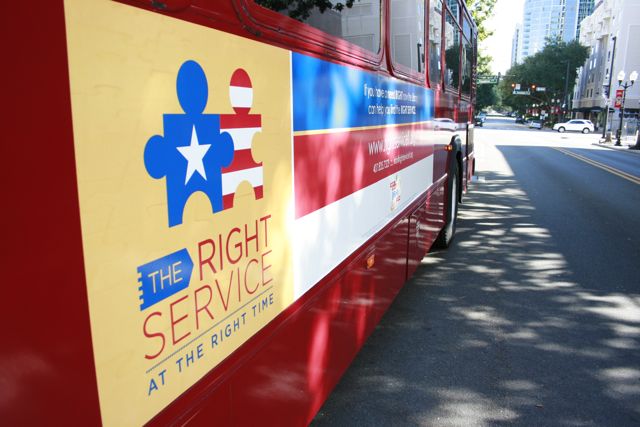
254, 0, 381, 53
390, 0, 426, 74
444, 10, 460, 90
461, 35, 472, 95
462, 13, 472, 40
428, 0, 443, 87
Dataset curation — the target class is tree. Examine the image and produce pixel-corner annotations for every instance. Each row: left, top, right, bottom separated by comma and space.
255, 0, 355, 21
476, 82, 498, 111
466, 0, 498, 111
475, 52, 498, 111
499, 39, 589, 118
466, 0, 497, 41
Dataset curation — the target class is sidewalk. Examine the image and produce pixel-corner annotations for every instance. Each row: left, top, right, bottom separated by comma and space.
593, 134, 640, 153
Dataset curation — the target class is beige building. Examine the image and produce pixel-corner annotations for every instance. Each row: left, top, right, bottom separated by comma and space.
572, 0, 640, 139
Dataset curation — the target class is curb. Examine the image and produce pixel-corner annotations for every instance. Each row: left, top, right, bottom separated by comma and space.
592, 142, 640, 155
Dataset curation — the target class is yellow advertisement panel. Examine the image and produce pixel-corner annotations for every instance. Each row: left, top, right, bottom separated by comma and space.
65, 1, 293, 425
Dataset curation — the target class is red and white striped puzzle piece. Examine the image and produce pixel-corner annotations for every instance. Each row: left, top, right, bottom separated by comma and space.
220, 69, 263, 209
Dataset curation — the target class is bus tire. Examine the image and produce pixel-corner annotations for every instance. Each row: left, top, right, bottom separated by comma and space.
434, 161, 459, 249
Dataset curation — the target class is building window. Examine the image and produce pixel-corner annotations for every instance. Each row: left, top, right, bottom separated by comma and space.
390, 0, 426, 73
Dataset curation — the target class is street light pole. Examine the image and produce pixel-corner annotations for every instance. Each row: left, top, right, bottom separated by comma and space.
602, 36, 617, 139
615, 70, 637, 147
615, 87, 628, 146
601, 96, 610, 140
563, 60, 570, 120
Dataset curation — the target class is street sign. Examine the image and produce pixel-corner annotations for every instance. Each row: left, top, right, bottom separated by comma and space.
614, 89, 623, 108
478, 75, 499, 84
512, 90, 531, 95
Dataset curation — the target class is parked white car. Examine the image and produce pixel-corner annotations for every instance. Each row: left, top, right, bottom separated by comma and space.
433, 117, 457, 132
553, 120, 594, 133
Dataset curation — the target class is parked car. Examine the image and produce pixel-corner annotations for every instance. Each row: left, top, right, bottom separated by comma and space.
553, 119, 594, 133
529, 119, 543, 129
433, 117, 456, 131
474, 115, 485, 126
515, 116, 526, 124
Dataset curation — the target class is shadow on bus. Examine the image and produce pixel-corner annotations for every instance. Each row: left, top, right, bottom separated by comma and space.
312, 162, 640, 425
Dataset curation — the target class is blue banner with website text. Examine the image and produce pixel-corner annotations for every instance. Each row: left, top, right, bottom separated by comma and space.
292, 52, 434, 132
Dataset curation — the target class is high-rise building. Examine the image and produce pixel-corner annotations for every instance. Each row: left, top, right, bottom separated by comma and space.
576, 0, 595, 39
511, 24, 522, 67
515, 0, 593, 64
563, 0, 580, 42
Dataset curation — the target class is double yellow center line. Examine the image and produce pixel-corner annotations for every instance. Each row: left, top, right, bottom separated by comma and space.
553, 147, 640, 185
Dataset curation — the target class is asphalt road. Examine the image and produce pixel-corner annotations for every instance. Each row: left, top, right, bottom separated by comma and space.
312, 116, 640, 426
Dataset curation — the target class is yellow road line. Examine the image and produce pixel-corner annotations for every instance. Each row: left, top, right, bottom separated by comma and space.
553, 147, 640, 185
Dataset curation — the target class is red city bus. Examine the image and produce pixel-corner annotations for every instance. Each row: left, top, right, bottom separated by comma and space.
2, 0, 476, 425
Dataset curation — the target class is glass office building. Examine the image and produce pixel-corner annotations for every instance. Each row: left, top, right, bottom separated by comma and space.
576, 0, 595, 39
516, 0, 593, 64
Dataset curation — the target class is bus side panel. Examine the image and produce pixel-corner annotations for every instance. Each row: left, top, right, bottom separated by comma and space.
433, 92, 457, 182
229, 217, 409, 426
465, 125, 475, 190
427, 181, 447, 238
171, 382, 232, 426
408, 183, 446, 277
1, 2, 473, 424
408, 202, 429, 278
0, 1, 101, 424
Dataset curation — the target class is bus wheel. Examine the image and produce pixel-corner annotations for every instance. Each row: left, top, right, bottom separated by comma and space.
434, 163, 459, 249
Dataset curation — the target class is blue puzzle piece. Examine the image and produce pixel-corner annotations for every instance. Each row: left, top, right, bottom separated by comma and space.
144, 60, 234, 227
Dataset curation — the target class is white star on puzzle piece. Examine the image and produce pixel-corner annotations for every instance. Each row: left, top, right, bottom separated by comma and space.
177, 126, 211, 185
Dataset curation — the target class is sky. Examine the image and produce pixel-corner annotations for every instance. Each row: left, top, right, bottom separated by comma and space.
482, 0, 526, 75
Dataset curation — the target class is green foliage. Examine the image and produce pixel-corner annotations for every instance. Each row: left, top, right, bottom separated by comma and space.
466, 0, 497, 75
465, 0, 497, 42
466, 0, 497, 110
476, 83, 498, 111
500, 39, 590, 113
255, 0, 355, 21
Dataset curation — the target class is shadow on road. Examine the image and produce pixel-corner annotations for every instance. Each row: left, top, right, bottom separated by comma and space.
312, 153, 640, 426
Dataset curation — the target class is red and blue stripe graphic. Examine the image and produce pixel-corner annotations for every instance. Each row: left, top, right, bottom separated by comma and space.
291, 53, 437, 298
292, 53, 435, 219
294, 125, 434, 218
